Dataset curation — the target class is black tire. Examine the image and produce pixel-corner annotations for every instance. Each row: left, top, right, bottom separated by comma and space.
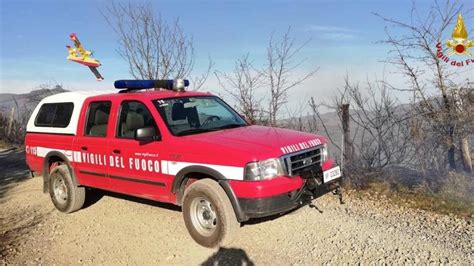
182, 178, 240, 248
48, 164, 85, 213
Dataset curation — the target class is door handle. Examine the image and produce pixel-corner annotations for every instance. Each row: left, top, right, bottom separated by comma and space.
113, 149, 121, 154
81, 146, 88, 151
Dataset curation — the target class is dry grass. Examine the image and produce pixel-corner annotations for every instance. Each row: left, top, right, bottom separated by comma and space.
0, 139, 13, 150
350, 172, 474, 218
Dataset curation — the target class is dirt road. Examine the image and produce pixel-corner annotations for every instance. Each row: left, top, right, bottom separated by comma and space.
1, 149, 473, 264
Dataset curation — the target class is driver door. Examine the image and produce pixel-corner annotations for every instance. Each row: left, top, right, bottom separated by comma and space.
107, 100, 169, 201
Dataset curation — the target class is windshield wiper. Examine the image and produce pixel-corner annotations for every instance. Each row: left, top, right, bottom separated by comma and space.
176, 128, 216, 136
218, 123, 246, 130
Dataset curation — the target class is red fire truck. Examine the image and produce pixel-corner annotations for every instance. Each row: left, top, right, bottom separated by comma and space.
25, 80, 342, 247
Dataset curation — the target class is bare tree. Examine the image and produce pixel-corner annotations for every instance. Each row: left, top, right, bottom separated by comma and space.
375, 0, 473, 172
215, 54, 265, 124
455, 83, 474, 172
310, 76, 416, 186
265, 28, 319, 126
282, 100, 315, 132
103, 1, 211, 89
346, 80, 413, 170
218, 28, 318, 125
309, 97, 342, 152
341, 103, 353, 164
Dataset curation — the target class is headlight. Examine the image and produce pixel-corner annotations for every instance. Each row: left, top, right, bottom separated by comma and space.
244, 158, 285, 181
322, 143, 329, 162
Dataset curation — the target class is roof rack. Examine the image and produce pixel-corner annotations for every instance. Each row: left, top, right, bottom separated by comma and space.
114, 79, 189, 92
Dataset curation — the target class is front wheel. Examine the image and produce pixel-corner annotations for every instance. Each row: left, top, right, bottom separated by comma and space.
48, 165, 85, 213
182, 179, 239, 248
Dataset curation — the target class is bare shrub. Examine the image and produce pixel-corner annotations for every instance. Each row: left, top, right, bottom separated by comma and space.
375, 0, 473, 173
265, 28, 319, 126
309, 77, 415, 186
215, 54, 265, 124
437, 171, 474, 200
220, 28, 318, 125
103, 1, 212, 89
281, 100, 318, 133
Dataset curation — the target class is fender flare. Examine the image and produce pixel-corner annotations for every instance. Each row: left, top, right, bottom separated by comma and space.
42, 151, 79, 192
172, 165, 248, 222
172, 165, 226, 193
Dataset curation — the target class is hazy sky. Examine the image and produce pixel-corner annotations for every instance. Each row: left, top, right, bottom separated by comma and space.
1, 0, 473, 111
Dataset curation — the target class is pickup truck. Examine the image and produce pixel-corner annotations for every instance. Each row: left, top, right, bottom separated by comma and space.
25, 79, 342, 247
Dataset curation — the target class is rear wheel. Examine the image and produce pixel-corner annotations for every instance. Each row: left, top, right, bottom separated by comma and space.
182, 179, 239, 248
48, 165, 85, 213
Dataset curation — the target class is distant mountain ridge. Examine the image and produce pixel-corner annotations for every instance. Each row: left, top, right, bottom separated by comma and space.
0, 86, 69, 122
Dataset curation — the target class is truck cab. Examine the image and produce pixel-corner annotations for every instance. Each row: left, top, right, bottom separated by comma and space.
25, 80, 342, 247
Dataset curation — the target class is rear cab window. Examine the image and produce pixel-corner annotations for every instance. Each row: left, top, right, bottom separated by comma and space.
35, 102, 74, 128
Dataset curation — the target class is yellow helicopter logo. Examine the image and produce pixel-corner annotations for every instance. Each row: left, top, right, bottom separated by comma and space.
446, 14, 473, 56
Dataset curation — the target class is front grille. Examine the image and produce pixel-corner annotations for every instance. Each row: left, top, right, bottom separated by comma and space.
282, 147, 323, 176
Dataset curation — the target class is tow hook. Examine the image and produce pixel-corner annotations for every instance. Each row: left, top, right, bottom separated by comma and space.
334, 186, 345, 205
298, 190, 313, 206
300, 190, 323, 213
309, 202, 323, 213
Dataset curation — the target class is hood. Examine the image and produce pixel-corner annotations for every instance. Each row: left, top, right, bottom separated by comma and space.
178, 125, 326, 162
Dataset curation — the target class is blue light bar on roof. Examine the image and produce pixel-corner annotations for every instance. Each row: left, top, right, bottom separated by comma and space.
114, 79, 190, 91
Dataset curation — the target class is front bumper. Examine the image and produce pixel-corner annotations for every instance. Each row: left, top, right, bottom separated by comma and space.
222, 160, 342, 222
238, 178, 340, 219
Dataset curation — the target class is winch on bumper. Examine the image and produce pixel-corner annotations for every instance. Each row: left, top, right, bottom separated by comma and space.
228, 162, 342, 220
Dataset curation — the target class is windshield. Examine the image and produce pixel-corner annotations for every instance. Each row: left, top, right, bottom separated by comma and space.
153, 96, 247, 136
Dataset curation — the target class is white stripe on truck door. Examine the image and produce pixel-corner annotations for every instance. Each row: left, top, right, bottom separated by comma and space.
161, 160, 244, 180
32, 146, 244, 180
36, 146, 74, 162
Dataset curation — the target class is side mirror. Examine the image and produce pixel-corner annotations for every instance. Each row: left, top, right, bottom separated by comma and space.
135, 127, 161, 142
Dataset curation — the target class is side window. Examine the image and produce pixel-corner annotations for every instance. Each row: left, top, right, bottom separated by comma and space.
85, 101, 111, 137
117, 101, 158, 139
35, 102, 74, 128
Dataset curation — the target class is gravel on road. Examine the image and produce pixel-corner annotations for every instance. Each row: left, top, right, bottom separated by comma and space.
1, 175, 472, 265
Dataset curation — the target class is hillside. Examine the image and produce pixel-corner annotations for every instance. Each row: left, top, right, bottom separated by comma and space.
0, 86, 68, 121
0, 86, 69, 145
